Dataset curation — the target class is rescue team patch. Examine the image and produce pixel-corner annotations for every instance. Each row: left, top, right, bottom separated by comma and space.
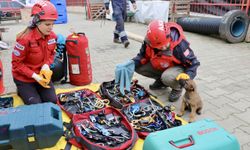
13, 49, 20, 56
48, 39, 56, 45
160, 62, 169, 69
184, 49, 190, 57
15, 42, 25, 51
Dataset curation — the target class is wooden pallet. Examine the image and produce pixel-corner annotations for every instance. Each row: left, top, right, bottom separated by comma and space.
88, 3, 106, 20
169, 0, 190, 22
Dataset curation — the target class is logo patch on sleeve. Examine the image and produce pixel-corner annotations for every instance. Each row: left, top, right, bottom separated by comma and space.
184, 49, 190, 57
13, 49, 20, 56
48, 39, 56, 45
160, 62, 169, 69
15, 42, 25, 51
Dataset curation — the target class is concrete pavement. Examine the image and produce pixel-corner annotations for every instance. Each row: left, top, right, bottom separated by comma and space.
1, 10, 250, 149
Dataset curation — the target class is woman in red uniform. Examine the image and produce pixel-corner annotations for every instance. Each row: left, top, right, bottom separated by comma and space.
12, 1, 58, 104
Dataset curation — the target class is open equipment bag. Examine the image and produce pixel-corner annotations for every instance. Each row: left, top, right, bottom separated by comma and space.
122, 98, 182, 139
64, 107, 138, 150
57, 88, 109, 118
99, 80, 150, 109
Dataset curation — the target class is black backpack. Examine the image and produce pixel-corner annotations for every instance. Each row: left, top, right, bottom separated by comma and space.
51, 34, 68, 83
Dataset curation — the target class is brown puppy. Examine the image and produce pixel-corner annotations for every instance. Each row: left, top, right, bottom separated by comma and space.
177, 79, 203, 123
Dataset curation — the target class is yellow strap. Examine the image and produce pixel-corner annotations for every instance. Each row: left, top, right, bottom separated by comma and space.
28, 136, 35, 142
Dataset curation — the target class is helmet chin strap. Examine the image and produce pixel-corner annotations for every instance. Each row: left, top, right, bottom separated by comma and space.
166, 42, 170, 48
36, 25, 46, 38
29, 14, 41, 29
31, 14, 46, 37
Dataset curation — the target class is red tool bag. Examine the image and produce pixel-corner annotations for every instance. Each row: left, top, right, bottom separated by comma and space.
66, 33, 92, 86
64, 107, 138, 150
57, 88, 109, 118
0, 59, 4, 95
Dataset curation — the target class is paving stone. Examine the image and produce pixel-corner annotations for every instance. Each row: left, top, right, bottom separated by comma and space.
198, 75, 218, 83
221, 84, 245, 93
234, 108, 250, 124
202, 100, 219, 112
217, 78, 237, 86
238, 89, 250, 97
242, 143, 250, 150
212, 103, 242, 119
237, 80, 250, 89
233, 128, 250, 147
239, 126, 250, 135
206, 95, 235, 107
225, 92, 249, 102
197, 83, 212, 92
228, 99, 250, 112
204, 87, 229, 98
216, 116, 248, 133
196, 110, 222, 121
199, 91, 214, 100
202, 82, 223, 90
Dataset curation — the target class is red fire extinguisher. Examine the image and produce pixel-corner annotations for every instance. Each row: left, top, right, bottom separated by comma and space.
0, 59, 5, 95
66, 33, 92, 86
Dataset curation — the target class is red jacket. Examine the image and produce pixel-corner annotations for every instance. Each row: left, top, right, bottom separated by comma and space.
12, 28, 57, 82
141, 23, 184, 71
133, 22, 200, 79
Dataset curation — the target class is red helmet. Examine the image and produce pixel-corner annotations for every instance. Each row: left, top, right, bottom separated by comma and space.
31, 0, 58, 20
146, 20, 171, 49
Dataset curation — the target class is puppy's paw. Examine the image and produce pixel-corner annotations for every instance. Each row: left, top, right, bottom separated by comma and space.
188, 118, 195, 123
177, 112, 184, 117
196, 108, 202, 115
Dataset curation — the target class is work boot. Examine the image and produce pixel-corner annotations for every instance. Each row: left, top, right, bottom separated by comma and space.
113, 38, 121, 44
169, 89, 183, 102
123, 40, 130, 48
149, 79, 167, 90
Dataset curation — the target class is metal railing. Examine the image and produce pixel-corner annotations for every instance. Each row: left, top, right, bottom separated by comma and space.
66, 0, 85, 6
66, 0, 103, 6
65, 0, 250, 17
190, 0, 250, 16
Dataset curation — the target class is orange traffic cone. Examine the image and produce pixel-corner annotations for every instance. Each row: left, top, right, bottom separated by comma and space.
0, 59, 5, 95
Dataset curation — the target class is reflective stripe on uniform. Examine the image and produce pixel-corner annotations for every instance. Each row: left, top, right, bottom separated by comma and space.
119, 31, 127, 37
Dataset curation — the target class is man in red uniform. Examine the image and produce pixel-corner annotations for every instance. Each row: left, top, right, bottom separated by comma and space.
132, 20, 200, 102
12, 1, 58, 104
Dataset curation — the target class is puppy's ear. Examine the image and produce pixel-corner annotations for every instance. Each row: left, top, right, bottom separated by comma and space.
187, 81, 195, 91
189, 86, 195, 91
190, 80, 197, 91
